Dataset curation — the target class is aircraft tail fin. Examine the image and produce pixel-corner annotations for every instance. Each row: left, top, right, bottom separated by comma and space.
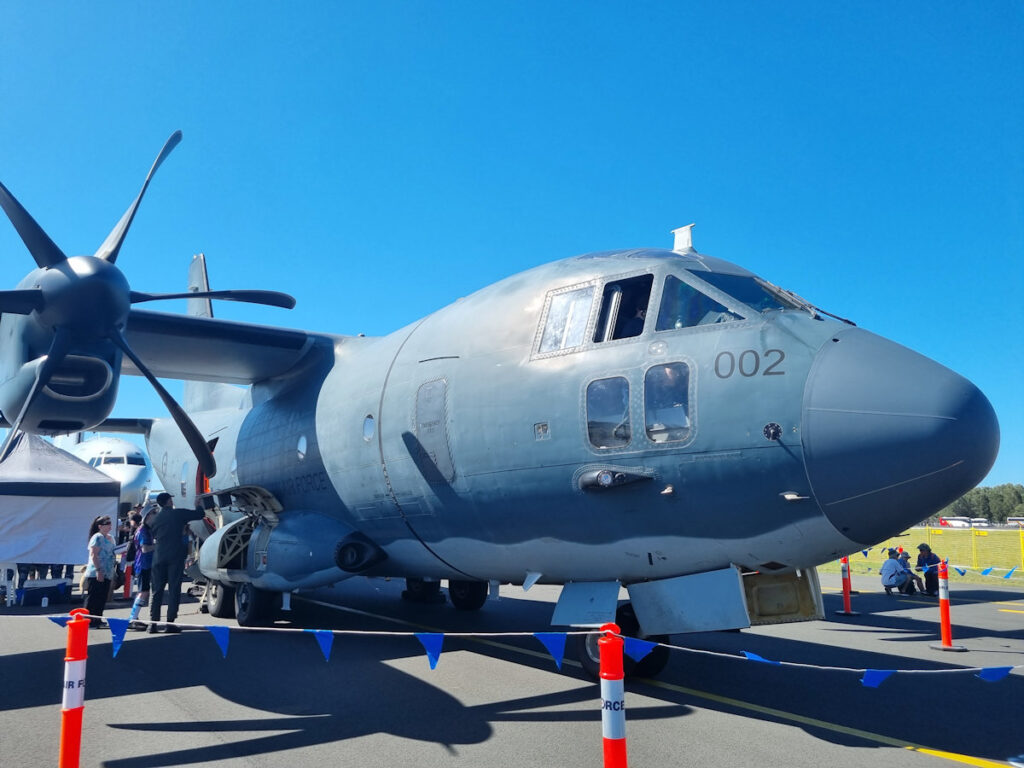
184, 254, 247, 412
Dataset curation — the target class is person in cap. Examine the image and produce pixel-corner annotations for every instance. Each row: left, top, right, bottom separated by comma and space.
898, 551, 925, 593
880, 548, 913, 595
147, 493, 205, 633
916, 543, 941, 596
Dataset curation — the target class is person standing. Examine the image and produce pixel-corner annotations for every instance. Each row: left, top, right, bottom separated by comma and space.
127, 506, 157, 630
148, 493, 204, 634
916, 543, 941, 596
83, 515, 117, 627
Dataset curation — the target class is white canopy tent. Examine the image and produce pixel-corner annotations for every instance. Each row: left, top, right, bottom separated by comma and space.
0, 434, 119, 566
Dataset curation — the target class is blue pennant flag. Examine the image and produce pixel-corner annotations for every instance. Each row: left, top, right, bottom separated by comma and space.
306, 629, 334, 662
954, 567, 967, 577
415, 633, 444, 670
981, 567, 994, 576
742, 651, 780, 665
48, 615, 71, 628
107, 618, 129, 657
207, 626, 230, 658
976, 667, 1012, 683
623, 637, 657, 663
921, 563, 932, 573
533, 633, 566, 671
1004, 567, 1017, 580
861, 550, 869, 558
860, 669, 895, 688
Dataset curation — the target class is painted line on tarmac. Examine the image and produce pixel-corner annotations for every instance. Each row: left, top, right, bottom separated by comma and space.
642, 677, 1008, 768
298, 597, 1002, 766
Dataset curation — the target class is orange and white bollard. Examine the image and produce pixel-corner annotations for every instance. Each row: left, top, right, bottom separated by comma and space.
834, 556, 859, 616
930, 561, 966, 653
598, 622, 628, 768
59, 607, 90, 768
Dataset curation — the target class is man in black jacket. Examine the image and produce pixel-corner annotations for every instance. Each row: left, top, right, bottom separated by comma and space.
148, 493, 205, 633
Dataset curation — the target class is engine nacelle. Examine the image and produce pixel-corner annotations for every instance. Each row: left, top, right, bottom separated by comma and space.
0, 354, 118, 433
199, 511, 381, 591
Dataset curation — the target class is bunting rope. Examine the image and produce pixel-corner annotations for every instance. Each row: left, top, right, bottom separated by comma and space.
27, 612, 1023, 688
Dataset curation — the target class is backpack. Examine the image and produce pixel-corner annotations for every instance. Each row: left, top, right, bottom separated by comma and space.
125, 528, 138, 564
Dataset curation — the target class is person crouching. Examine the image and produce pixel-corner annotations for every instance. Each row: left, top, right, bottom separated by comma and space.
880, 548, 916, 595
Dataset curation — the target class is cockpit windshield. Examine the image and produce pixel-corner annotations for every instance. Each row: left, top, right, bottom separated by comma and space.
695, 272, 798, 313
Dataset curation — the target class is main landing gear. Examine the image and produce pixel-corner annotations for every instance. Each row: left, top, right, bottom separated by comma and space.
400, 578, 489, 610
234, 582, 279, 626
575, 602, 670, 679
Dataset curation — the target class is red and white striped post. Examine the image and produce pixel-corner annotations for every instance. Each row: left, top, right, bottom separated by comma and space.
59, 607, 90, 768
930, 560, 966, 652
598, 622, 628, 768
834, 556, 859, 616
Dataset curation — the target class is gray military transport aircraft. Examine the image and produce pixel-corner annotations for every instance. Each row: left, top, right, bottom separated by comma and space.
0, 133, 1000, 676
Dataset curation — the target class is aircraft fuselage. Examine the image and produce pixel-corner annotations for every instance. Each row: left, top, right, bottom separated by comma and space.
150, 247, 999, 592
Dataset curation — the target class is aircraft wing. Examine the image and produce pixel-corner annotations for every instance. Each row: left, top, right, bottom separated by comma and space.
122, 309, 334, 384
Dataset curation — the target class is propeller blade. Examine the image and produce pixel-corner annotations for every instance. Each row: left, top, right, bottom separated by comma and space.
129, 289, 296, 310
94, 130, 183, 264
109, 328, 216, 478
0, 329, 72, 461
0, 180, 67, 268
0, 289, 45, 315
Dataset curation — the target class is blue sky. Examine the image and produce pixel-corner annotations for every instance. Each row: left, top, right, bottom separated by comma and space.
1, 3, 1021, 486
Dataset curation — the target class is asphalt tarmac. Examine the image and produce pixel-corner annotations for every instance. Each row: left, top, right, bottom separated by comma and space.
1, 571, 1021, 768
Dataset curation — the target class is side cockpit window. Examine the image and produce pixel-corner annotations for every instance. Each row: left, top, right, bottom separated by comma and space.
538, 284, 596, 354
645, 363, 691, 443
586, 376, 631, 449
656, 275, 741, 331
594, 274, 654, 343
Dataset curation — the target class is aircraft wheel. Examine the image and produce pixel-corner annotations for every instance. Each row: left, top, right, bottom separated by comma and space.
402, 578, 445, 604
574, 603, 670, 680
209, 582, 236, 619
235, 582, 276, 626
448, 580, 488, 611
575, 631, 603, 679
615, 603, 671, 678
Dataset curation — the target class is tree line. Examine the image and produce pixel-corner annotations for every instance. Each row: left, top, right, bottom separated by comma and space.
932, 484, 1024, 523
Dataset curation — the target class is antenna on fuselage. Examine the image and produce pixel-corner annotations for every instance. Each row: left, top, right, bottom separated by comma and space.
671, 223, 695, 252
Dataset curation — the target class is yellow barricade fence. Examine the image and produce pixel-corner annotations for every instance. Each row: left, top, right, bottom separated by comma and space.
851, 527, 1024, 578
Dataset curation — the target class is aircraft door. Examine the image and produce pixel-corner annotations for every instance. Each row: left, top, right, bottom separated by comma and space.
411, 378, 455, 485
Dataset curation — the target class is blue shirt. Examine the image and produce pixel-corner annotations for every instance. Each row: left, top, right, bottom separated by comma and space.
134, 526, 154, 572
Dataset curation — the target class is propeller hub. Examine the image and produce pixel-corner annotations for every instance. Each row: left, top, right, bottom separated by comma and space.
37, 255, 131, 337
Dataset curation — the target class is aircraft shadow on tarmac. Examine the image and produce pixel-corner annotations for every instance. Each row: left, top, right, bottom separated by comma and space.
2, 584, 1021, 766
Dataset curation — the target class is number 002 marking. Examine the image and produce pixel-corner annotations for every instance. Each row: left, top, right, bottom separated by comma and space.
715, 349, 786, 378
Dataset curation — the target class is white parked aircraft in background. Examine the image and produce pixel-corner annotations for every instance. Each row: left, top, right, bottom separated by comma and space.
57, 434, 153, 517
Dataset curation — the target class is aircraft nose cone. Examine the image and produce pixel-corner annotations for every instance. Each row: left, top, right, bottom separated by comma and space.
803, 329, 999, 546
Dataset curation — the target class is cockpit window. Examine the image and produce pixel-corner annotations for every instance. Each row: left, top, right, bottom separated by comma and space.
586, 376, 631, 449
696, 272, 795, 313
644, 363, 690, 443
127, 456, 146, 466
102, 456, 125, 465
656, 275, 741, 331
538, 285, 596, 354
593, 274, 653, 342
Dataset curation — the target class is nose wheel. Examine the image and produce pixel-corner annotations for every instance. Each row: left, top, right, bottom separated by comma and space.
575, 602, 671, 679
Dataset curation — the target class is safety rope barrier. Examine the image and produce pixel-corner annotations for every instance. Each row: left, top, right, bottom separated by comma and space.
24, 611, 1020, 685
